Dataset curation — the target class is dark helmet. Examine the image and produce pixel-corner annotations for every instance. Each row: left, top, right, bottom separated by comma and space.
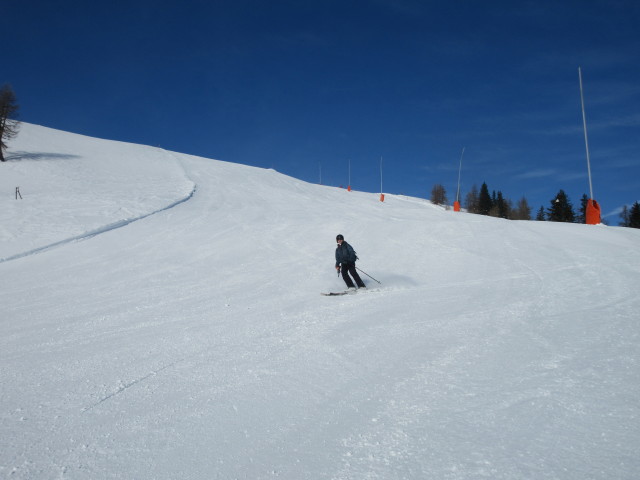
336, 234, 344, 241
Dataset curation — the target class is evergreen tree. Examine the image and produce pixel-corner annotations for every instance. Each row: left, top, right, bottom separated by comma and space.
490, 191, 509, 218
630, 201, 640, 229
465, 184, 479, 213
497, 191, 509, 218
547, 190, 575, 222
577, 194, 589, 224
478, 182, 492, 216
619, 205, 630, 227
536, 206, 546, 221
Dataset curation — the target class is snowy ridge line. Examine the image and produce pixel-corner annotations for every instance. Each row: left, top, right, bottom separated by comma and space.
0, 184, 197, 264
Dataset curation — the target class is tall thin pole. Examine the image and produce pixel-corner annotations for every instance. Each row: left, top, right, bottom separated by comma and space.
380, 156, 383, 194
456, 147, 465, 203
579, 67, 594, 199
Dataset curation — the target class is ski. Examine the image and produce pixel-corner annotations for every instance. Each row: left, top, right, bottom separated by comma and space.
321, 289, 363, 296
321, 287, 378, 296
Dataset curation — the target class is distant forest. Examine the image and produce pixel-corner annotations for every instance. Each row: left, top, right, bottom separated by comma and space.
430, 182, 640, 228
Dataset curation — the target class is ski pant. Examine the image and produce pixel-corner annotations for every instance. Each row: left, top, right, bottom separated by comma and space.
340, 263, 366, 288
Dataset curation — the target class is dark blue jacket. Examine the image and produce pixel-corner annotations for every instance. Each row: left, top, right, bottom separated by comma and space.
335, 241, 357, 267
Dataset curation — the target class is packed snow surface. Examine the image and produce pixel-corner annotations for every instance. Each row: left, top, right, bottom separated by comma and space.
1, 123, 639, 479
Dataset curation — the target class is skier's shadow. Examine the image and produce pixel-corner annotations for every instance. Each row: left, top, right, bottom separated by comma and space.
363, 273, 418, 289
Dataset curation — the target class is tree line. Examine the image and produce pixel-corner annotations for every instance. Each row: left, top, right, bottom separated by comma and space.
431, 182, 532, 220
619, 202, 640, 228
1, 84, 20, 162
431, 182, 640, 228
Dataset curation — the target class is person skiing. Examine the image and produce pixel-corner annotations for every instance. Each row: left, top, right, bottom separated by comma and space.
335, 234, 366, 290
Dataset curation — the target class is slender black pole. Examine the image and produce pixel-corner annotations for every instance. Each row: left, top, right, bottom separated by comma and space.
356, 266, 381, 284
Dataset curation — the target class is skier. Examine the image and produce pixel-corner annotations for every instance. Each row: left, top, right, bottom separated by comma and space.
335, 234, 366, 290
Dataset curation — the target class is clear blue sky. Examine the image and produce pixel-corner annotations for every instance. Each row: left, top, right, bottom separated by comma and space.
4, 0, 640, 221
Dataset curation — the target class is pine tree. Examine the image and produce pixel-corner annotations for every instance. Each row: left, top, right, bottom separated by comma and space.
490, 191, 509, 218
497, 192, 509, 218
478, 182, 492, 216
536, 206, 546, 221
619, 205, 630, 227
629, 201, 640, 229
547, 190, 575, 222
577, 194, 589, 224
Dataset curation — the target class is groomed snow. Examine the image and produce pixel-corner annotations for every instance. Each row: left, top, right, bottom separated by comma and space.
1, 123, 639, 479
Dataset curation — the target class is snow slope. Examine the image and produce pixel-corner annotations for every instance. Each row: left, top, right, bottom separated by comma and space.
1, 123, 639, 479
0, 124, 195, 262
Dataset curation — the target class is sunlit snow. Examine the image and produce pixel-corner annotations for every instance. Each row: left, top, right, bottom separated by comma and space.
1, 123, 639, 479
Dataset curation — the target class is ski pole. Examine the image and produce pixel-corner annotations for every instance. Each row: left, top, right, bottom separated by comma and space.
356, 266, 381, 284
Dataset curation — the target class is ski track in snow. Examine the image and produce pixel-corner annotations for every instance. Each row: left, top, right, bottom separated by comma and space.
82, 359, 184, 413
0, 183, 196, 264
